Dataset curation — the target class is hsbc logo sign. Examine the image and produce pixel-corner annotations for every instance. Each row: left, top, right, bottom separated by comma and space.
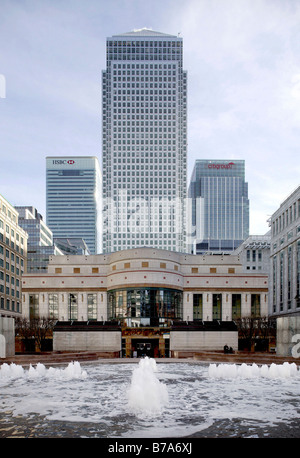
208, 162, 234, 169
52, 159, 75, 165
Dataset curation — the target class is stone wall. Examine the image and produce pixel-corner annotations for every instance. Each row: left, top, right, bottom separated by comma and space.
53, 322, 122, 355
170, 330, 238, 356
276, 316, 300, 358
0, 317, 15, 358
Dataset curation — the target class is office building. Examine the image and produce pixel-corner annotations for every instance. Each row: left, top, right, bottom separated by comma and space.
269, 185, 300, 317
188, 160, 249, 254
234, 233, 271, 274
15, 206, 63, 273
46, 157, 102, 254
22, 247, 268, 356
0, 194, 28, 318
102, 29, 187, 253
54, 238, 91, 255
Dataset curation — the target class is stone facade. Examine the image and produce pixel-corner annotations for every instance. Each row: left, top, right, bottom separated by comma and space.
0, 194, 28, 319
0, 316, 15, 358
269, 186, 300, 317
53, 322, 121, 355
276, 316, 300, 358
21, 248, 268, 355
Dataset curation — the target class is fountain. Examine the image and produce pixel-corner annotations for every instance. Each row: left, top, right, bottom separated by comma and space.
127, 357, 168, 415
0, 358, 299, 438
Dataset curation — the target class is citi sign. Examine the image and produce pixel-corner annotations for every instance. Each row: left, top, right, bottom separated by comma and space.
52, 160, 75, 165
208, 162, 235, 169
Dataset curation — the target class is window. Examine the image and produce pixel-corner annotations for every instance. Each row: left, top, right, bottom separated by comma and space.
92, 267, 99, 274
73, 268, 80, 274
251, 294, 260, 317
191, 267, 198, 273
49, 294, 59, 319
88, 293, 97, 320
124, 262, 130, 269
142, 262, 149, 267
68, 293, 78, 320
55, 268, 62, 274
160, 262, 166, 269
228, 268, 235, 274
213, 294, 222, 320
232, 294, 241, 319
193, 294, 202, 320
210, 268, 217, 274
29, 294, 39, 320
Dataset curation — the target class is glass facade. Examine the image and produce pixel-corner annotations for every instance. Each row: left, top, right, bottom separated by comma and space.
102, 29, 187, 253
15, 206, 63, 273
46, 157, 102, 254
188, 160, 249, 254
108, 287, 183, 326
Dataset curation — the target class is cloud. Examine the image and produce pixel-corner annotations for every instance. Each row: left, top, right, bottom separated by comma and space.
0, 0, 299, 236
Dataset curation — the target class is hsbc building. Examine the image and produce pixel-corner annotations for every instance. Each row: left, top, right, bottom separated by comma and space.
46, 157, 102, 254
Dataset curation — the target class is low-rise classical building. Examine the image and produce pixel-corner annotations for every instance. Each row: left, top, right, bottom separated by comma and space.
21, 248, 268, 357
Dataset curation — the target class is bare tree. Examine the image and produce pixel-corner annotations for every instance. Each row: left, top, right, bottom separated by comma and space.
235, 316, 276, 352
15, 317, 56, 352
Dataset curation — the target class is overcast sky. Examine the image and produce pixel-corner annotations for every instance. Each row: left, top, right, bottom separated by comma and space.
1, 0, 299, 236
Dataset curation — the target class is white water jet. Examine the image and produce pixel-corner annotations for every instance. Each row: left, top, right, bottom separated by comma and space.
0, 361, 87, 380
127, 357, 168, 415
208, 362, 299, 379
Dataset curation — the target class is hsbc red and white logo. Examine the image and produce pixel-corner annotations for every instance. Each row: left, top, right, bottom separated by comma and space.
52, 159, 76, 165
208, 162, 235, 169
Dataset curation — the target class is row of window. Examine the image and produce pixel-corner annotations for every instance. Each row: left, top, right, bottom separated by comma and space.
272, 241, 300, 312
272, 198, 300, 236
53, 264, 235, 274
193, 293, 261, 320
108, 40, 182, 48
0, 297, 21, 313
29, 293, 98, 321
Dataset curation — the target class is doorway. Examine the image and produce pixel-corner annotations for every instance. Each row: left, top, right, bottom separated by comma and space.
132, 339, 159, 358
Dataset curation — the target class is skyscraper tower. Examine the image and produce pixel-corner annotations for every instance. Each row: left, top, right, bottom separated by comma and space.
188, 159, 249, 254
46, 157, 102, 254
102, 29, 187, 253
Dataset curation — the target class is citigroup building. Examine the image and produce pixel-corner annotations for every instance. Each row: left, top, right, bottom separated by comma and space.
188, 160, 249, 254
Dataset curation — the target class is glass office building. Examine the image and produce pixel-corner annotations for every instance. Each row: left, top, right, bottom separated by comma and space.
15, 206, 63, 273
46, 157, 102, 254
188, 159, 249, 254
102, 29, 187, 253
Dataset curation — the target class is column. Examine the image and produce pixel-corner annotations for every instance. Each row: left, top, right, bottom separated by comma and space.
183, 292, 192, 321
222, 293, 232, 321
